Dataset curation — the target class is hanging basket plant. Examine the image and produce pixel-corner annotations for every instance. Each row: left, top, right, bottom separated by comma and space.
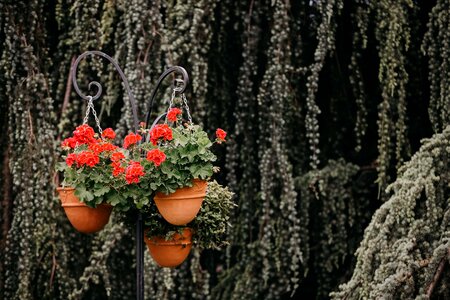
57, 117, 130, 233
143, 180, 235, 267
143, 110, 226, 225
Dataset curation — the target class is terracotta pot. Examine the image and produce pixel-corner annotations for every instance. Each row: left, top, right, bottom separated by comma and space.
154, 179, 207, 225
56, 187, 112, 234
144, 228, 193, 268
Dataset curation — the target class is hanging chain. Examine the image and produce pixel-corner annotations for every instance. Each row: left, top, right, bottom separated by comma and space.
83, 96, 103, 136
165, 89, 177, 123
182, 93, 193, 124
165, 87, 193, 124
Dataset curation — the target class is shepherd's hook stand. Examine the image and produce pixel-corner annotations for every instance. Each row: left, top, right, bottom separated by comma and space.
71, 51, 189, 300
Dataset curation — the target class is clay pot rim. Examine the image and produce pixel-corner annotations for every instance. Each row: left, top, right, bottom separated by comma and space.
154, 193, 206, 200
57, 187, 111, 208
147, 241, 193, 246
155, 179, 207, 199
145, 228, 193, 245
57, 186, 75, 192
61, 202, 112, 208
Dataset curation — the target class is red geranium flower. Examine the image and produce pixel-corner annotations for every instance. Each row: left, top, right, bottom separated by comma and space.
216, 128, 227, 142
101, 142, 117, 152
125, 161, 145, 184
76, 151, 100, 167
123, 133, 142, 149
112, 161, 125, 177
111, 151, 125, 162
167, 108, 182, 122
73, 124, 96, 144
102, 128, 116, 140
89, 142, 103, 154
149, 124, 173, 145
90, 141, 117, 154
146, 149, 166, 167
66, 153, 77, 167
61, 137, 78, 149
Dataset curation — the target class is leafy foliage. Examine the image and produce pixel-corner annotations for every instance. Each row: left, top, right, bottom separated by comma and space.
144, 180, 235, 250
140, 124, 217, 195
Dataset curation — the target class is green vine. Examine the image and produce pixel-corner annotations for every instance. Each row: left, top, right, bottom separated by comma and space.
422, 0, 450, 133
374, 0, 413, 192
305, 0, 343, 169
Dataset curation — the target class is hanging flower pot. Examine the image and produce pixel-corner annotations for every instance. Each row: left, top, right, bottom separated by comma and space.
154, 179, 208, 225
57, 187, 112, 234
144, 228, 193, 267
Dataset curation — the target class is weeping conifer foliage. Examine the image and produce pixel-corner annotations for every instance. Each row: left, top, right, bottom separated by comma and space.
1, 0, 449, 299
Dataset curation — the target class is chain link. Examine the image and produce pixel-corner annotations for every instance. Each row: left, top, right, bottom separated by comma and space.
83, 96, 103, 135
165, 89, 177, 123
165, 89, 192, 124
182, 93, 193, 124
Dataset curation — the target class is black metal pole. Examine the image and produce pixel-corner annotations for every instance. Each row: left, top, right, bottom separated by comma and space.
136, 212, 144, 300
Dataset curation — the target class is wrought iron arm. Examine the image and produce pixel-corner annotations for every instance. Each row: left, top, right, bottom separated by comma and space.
71, 50, 139, 131
144, 66, 189, 128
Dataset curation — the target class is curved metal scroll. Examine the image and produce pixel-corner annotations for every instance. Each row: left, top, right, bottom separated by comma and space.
71, 51, 139, 131
144, 66, 189, 129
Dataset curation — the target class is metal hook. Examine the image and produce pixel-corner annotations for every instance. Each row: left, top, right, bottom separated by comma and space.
144, 66, 189, 129
71, 51, 139, 132
173, 78, 185, 92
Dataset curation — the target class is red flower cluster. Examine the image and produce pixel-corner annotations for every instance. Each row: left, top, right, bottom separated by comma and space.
89, 141, 117, 154
65, 151, 100, 168
123, 133, 142, 148
61, 137, 78, 149
66, 153, 77, 167
110, 151, 126, 176
125, 161, 145, 184
216, 128, 227, 142
77, 151, 100, 167
111, 151, 125, 162
112, 161, 125, 177
167, 108, 182, 122
73, 124, 96, 144
101, 142, 117, 152
102, 128, 116, 140
149, 124, 173, 145
62, 124, 98, 149
146, 149, 166, 166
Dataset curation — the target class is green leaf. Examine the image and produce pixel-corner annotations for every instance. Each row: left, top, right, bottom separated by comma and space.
134, 197, 150, 210
108, 193, 123, 206
190, 164, 213, 179
176, 133, 189, 146
75, 186, 94, 203
93, 185, 110, 197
